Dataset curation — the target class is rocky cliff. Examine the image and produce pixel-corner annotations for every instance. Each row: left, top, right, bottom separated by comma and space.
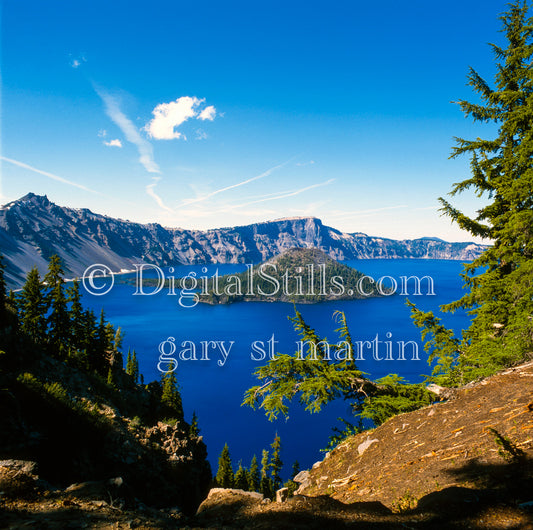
0, 193, 487, 287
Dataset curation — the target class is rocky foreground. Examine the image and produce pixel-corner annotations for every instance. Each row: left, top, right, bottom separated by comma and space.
2, 362, 533, 528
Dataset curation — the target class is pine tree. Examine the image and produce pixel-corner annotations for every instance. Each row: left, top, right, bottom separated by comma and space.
215, 444, 234, 488
43, 256, 70, 357
130, 350, 139, 383
270, 433, 283, 492
19, 267, 47, 344
126, 349, 132, 374
410, 0, 533, 385
189, 411, 200, 437
66, 280, 86, 358
248, 454, 260, 492
260, 449, 273, 499
93, 309, 109, 374
82, 308, 98, 363
234, 461, 249, 490
284, 460, 300, 496
161, 370, 184, 420
0, 254, 6, 317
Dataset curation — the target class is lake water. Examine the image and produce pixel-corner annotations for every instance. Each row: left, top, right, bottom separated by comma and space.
80, 259, 471, 477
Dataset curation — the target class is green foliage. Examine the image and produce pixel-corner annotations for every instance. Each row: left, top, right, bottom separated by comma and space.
244, 309, 435, 434
19, 267, 47, 345
243, 309, 369, 420
487, 427, 526, 463
322, 418, 363, 452
215, 443, 234, 488
260, 448, 274, 499
409, 1, 533, 386
189, 411, 200, 437
161, 370, 184, 421
270, 433, 283, 492
358, 374, 435, 426
234, 461, 249, 490
283, 460, 300, 496
248, 454, 260, 492
44, 255, 69, 358
0, 254, 7, 316
201, 248, 380, 304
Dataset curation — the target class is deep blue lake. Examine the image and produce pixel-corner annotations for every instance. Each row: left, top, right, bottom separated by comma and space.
80, 259, 471, 477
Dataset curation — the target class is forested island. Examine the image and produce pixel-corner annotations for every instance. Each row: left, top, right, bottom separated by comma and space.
199, 248, 381, 304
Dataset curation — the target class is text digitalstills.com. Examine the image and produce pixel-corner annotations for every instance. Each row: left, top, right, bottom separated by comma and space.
82, 263, 436, 308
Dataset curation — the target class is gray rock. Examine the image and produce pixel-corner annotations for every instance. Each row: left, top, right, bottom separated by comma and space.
293, 470, 310, 484
206, 488, 264, 501
276, 487, 289, 503
0, 460, 38, 475
357, 437, 379, 455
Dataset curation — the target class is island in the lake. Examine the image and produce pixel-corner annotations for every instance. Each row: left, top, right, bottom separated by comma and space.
198, 248, 381, 304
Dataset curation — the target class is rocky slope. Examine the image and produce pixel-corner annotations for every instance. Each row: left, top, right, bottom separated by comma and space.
193, 362, 533, 528
2, 363, 532, 528
0, 342, 212, 517
0, 193, 487, 287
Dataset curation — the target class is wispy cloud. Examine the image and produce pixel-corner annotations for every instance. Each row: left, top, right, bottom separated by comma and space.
221, 179, 335, 210
145, 96, 217, 140
328, 205, 408, 221
104, 139, 123, 148
146, 177, 172, 211
0, 156, 100, 194
180, 161, 289, 207
94, 86, 160, 173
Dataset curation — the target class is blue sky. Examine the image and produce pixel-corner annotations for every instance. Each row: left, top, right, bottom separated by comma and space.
0, 0, 508, 240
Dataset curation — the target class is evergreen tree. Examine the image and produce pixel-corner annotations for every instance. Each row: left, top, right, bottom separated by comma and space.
130, 349, 139, 383
43, 255, 70, 357
161, 370, 184, 420
260, 449, 273, 499
93, 309, 109, 374
410, 0, 533, 385
19, 267, 47, 344
270, 433, 283, 492
234, 461, 249, 490
244, 309, 434, 426
215, 443, 234, 488
126, 349, 132, 374
0, 254, 6, 316
248, 454, 260, 492
66, 280, 86, 357
82, 308, 98, 363
283, 460, 300, 496
189, 411, 200, 437
106, 366, 115, 388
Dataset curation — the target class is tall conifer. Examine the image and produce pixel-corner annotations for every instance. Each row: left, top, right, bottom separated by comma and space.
410, 0, 533, 384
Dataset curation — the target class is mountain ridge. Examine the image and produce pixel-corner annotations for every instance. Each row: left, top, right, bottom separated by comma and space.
0, 193, 488, 287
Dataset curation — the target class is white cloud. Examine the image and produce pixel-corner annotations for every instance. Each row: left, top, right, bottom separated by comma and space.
98, 129, 107, 137
180, 161, 289, 207
70, 55, 86, 69
226, 179, 335, 210
196, 129, 208, 140
94, 86, 160, 173
1, 156, 100, 194
198, 105, 216, 121
145, 96, 217, 140
146, 177, 172, 211
104, 139, 123, 148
